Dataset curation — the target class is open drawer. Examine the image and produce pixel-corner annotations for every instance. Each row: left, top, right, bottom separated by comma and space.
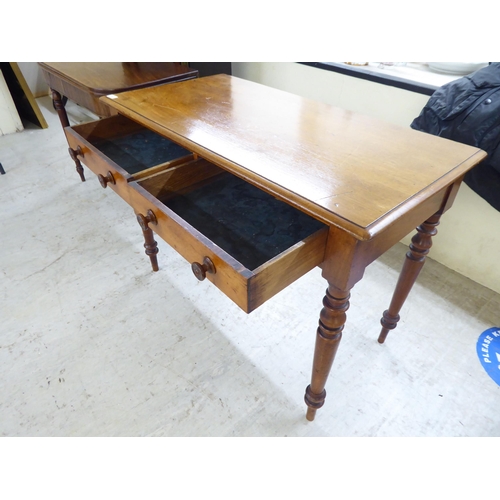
128, 159, 329, 313
64, 114, 194, 201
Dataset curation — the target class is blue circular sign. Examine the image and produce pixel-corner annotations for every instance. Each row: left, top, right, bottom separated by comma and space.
476, 327, 500, 386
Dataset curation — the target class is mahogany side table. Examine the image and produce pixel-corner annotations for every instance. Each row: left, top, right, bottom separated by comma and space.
63, 75, 486, 420
39, 62, 198, 181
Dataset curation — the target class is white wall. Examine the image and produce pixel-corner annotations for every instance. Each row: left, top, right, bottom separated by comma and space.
17, 62, 49, 97
232, 62, 500, 294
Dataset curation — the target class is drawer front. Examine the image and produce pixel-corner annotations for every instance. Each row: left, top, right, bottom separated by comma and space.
65, 117, 138, 202
64, 114, 194, 202
128, 164, 328, 313
66, 125, 133, 202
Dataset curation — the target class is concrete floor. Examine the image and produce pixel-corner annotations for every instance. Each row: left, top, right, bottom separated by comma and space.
1, 96, 499, 437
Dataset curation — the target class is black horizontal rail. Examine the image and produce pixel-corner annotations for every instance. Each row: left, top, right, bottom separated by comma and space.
298, 62, 437, 96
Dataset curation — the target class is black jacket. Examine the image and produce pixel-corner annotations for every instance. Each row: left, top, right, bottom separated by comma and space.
411, 63, 500, 211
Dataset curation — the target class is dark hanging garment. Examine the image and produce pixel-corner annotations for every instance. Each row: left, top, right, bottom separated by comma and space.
411, 63, 500, 211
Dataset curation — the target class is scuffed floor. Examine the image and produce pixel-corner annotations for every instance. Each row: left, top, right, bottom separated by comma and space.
0, 96, 499, 436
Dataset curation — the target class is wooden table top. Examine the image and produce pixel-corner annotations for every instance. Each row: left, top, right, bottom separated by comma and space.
39, 62, 197, 95
101, 74, 486, 240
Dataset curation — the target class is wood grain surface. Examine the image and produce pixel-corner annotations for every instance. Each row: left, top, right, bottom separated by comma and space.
101, 74, 486, 239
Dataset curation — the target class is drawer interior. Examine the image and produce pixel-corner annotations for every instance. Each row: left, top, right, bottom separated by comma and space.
138, 162, 327, 271
70, 114, 192, 176
92, 128, 190, 176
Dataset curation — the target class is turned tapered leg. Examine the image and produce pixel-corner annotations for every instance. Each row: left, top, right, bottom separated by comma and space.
137, 210, 159, 272
378, 211, 442, 344
51, 88, 86, 182
305, 286, 350, 421
51, 89, 70, 128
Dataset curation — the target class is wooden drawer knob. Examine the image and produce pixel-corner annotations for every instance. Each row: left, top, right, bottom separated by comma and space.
68, 145, 84, 160
191, 257, 216, 281
98, 171, 116, 188
136, 209, 157, 230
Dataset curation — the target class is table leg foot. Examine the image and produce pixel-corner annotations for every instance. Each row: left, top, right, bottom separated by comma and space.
378, 211, 442, 343
306, 406, 317, 422
144, 231, 159, 272
304, 386, 326, 421
75, 162, 86, 182
68, 147, 86, 182
137, 211, 159, 272
304, 286, 350, 420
